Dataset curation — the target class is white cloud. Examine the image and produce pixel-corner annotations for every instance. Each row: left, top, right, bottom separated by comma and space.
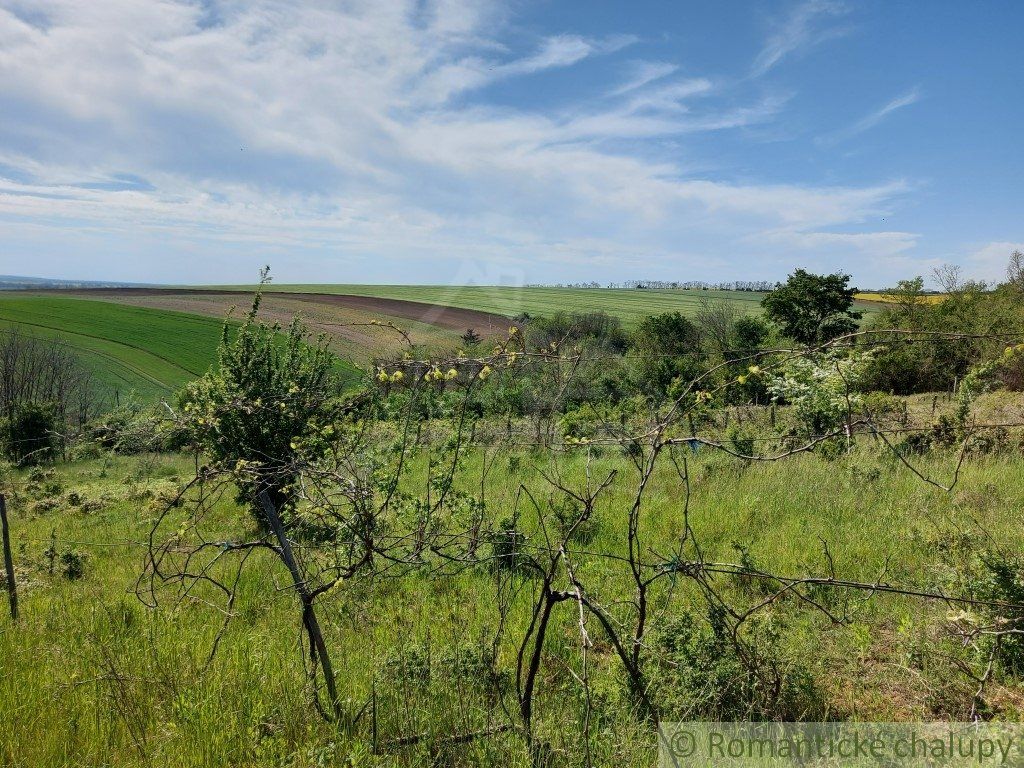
819, 88, 921, 145
751, 0, 848, 77
964, 241, 1024, 284
0, 0, 928, 284
609, 61, 679, 96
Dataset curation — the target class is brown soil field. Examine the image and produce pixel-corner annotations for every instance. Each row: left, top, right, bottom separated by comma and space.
52, 288, 509, 364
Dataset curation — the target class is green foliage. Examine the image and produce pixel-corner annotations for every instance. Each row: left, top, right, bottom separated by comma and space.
865, 265, 1024, 394
526, 310, 628, 352
651, 607, 823, 720
489, 515, 529, 574
861, 391, 908, 422
730, 314, 771, 351
59, 549, 87, 580
762, 269, 863, 345
726, 425, 755, 457
945, 550, 1024, 693
632, 312, 700, 354
178, 280, 342, 525
379, 640, 501, 692
974, 553, 1024, 675
3, 401, 59, 465
980, 343, 1024, 393
87, 397, 165, 454
723, 315, 773, 404
628, 312, 704, 398
767, 350, 874, 434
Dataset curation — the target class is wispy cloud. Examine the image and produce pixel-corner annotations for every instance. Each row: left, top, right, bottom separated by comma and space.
609, 60, 678, 96
818, 88, 922, 145
0, 0, 921, 284
751, 0, 848, 77
965, 241, 1024, 283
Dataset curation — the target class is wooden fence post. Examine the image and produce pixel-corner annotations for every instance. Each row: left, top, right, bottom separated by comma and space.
1, 494, 17, 621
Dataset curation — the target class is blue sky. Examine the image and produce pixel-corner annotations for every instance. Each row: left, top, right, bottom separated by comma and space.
0, 0, 1020, 287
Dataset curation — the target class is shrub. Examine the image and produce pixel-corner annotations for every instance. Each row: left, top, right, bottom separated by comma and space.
527, 310, 628, 352
489, 516, 529, 574
460, 328, 482, 347
628, 313, 704, 398
651, 607, 824, 721
726, 426, 755, 457
87, 398, 164, 454
59, 549, 86, 580
992, 344, 1024, 392
896, 431, 933, 456
975, 553, 1024, 675
3, 401, 59, 465
947, 552, 1024, 688
767, 350, 874, 435
380, 643, 431, 686
178, 274, 341, 530
861, 391, 907, 423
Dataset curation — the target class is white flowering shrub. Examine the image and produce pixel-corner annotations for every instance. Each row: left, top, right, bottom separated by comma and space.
767, 350, 874, 434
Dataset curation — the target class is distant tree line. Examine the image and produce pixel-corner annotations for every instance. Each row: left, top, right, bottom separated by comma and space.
526, 280, 777, 291
607, 280, 777, 291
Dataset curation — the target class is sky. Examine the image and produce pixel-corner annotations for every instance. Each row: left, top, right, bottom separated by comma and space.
0, 0, 1021, 288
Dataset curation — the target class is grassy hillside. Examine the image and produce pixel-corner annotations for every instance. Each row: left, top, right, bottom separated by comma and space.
203, 284, 881, 326
61, 290, 507, 366
2, 440, 1023, 765
0, 296, 360, 402
203, 285, 766, 326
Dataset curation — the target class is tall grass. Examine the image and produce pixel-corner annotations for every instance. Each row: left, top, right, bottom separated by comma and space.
1, 444, 1022, 765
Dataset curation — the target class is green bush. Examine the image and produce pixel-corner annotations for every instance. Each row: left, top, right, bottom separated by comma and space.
726, 426, 755, 457
861, 391, 907, 422
527, 310, 628, 352
974, 553, 1024, 676
651, 607, 824, 721
489, 516, 529, 574
947, 551, 1024, 690
628, 312, 704, 398
59, 549, 86, 580
87, 398, 164, 455
3, 401, 59, 465
178, 277, 341, 530
768, 350, 873, 435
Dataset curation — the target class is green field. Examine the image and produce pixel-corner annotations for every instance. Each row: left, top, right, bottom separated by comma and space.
202, 284, 881, 326
203, 285, 764, 325
0, 296, 360, 402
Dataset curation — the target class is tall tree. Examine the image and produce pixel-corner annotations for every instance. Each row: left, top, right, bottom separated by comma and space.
761, 269, 862, 345
628, 312, 702, 396
1007, 250, 1024, 293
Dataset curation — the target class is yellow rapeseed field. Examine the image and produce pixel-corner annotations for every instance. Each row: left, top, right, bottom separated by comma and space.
856, 292, 947, 304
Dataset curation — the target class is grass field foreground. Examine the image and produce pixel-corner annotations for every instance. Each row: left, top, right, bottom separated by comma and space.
1, 438, 1022, 765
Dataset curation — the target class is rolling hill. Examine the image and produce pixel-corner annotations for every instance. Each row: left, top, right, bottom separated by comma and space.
0, 296, 361, 402
199, 284, 882, 326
